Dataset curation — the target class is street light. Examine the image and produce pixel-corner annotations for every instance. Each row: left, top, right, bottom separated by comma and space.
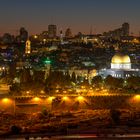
134, 95, 140, 101
2, 98, 10, 104
40, 90, 45, 94
48, 96, 55, 102
62, 96, 69, 101
26, 91, 30, 95
76, 96, 85, 102
34, 35, 38, 39
32, 97, 41, 102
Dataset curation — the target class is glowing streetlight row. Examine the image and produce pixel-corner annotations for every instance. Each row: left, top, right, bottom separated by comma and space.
31, 96, 86, 103
1, 94, 140, 105
0, 96, 77, 104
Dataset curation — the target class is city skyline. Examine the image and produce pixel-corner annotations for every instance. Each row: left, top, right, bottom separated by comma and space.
0, 0, 140, 36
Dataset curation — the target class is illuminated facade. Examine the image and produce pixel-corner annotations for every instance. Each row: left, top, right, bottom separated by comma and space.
111, 54, 131, 69
100, 53, 140, 78
25, 39, 31, 54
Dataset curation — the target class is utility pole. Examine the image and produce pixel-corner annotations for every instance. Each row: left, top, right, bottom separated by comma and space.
90, 25, 92, 35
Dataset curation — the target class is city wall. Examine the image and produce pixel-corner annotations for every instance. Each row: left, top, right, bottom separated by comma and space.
0, 95, 139, 114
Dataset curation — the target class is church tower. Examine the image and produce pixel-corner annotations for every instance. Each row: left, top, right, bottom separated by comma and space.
25, 39, 31, 54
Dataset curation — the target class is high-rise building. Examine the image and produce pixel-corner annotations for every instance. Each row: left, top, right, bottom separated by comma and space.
65, 28, 72, 38
2, 33, 14, 44
60, 30, 63, 44
48, 24, 57, 38
103, 22, 130, 40
122, 22, 129, 36
20, 27, 28, 42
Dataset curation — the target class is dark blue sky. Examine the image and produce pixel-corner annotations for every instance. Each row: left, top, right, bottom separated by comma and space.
0, 0, 140, 35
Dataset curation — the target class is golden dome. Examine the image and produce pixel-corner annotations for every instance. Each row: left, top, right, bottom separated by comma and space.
111, 53, 131, 64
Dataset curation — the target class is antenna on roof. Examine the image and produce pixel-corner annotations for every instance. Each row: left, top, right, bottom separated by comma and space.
90, 25, 92, 35
50, 16, 54, 24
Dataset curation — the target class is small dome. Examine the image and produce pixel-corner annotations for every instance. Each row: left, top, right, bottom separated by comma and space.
111, 53, 131, 64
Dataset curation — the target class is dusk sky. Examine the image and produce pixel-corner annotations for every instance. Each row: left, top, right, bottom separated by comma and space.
0, 0, 140, 36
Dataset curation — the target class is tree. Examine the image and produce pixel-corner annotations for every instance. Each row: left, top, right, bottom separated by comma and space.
127, 76, 140, 90
105, 75, 114, 87
91, 75, 103, 88
33, 70, 45, 83
80, 78, 90, 88
10, 83, 21, 95
63, 71, 71, 87
11, 125, 22, 134
86, 42, 93, 48
71, 72, 76, 83
110, 109, 121, 125
105, 75, 123, 89
20, 68, 32, 83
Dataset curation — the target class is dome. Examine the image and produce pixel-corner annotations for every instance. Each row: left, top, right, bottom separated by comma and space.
111, 53, 131, 64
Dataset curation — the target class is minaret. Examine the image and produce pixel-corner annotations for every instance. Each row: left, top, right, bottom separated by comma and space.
25, 39, 31, 54
44, 57, 51, 80
60, 29, 64, 44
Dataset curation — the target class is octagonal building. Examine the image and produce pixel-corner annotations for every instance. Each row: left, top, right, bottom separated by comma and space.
99, 53, 140, 78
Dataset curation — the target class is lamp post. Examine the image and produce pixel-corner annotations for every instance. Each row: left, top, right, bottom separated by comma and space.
13, 97, 16, 115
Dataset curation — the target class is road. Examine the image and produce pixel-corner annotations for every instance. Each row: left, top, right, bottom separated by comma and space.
1, 133, 140, 140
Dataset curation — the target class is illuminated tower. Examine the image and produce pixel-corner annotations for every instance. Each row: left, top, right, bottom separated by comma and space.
25, 39, 31, 54
60, 30, 64, 44
44, 58, 51, 79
